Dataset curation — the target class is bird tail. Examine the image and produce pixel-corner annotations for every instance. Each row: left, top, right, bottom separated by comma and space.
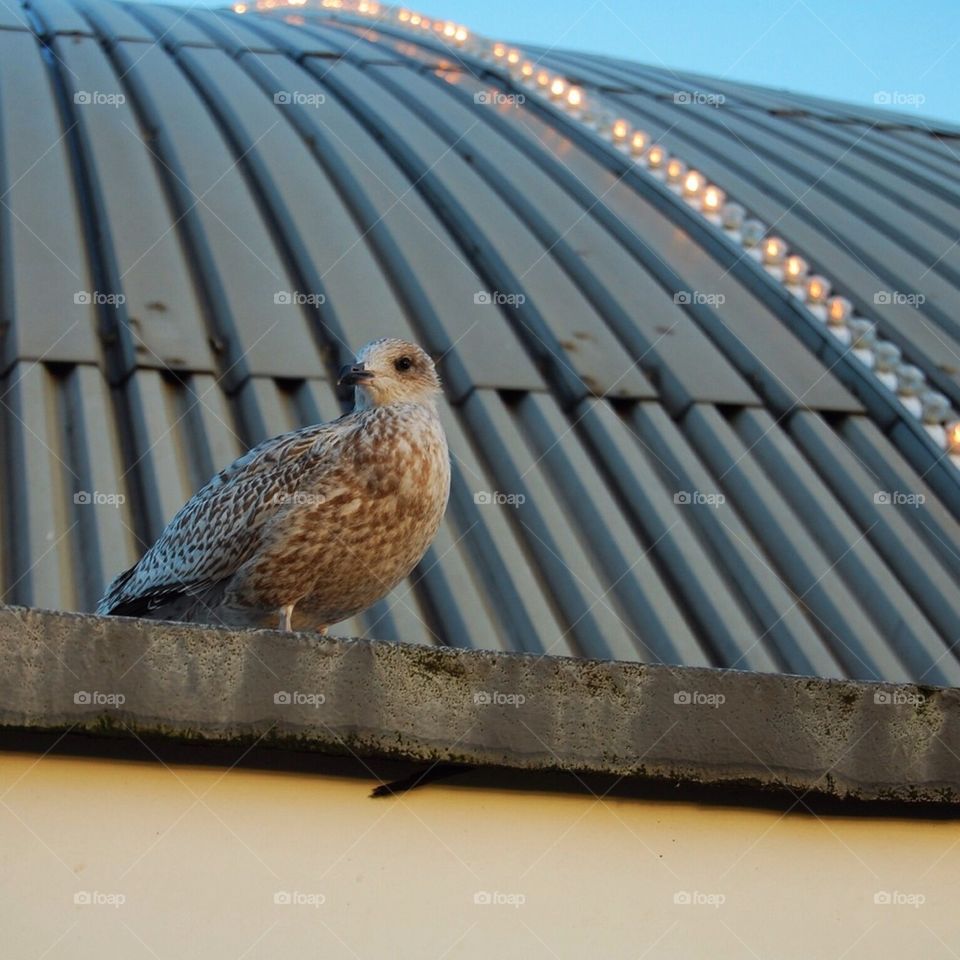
99, 578, 274, 630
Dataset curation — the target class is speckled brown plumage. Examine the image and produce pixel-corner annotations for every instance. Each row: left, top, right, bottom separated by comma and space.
97, 339, 450, 634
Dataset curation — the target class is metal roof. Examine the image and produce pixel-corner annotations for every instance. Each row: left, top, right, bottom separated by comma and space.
1, 0, 959, 685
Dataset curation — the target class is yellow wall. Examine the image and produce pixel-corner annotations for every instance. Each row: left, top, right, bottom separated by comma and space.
1, 751, 957, 958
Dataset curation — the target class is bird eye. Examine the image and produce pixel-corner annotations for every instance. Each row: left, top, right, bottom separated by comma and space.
394, 356, 413, 372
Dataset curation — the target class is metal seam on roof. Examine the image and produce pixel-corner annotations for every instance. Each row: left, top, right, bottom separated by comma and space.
284, 2, 960, 472
21, 9, 172, 542
593, 93, 960, 399
621, 402, 845, 678
0, 0, 957, 686
681, 403, 908, 684
296, 22, 760, 412
124, 12, 347, 379
597, 57, 960, 201
594, 62, 960, 213
240, 18, 659, 403
310, 22, 854, 417
537, 57, 960, 386
85, 32, 267, 399
516, 49, 960, 443
283, 64, 635, 404
161, 9, 548, 397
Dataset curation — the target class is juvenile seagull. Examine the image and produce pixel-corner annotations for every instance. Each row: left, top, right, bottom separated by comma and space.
97, 338, 450, 634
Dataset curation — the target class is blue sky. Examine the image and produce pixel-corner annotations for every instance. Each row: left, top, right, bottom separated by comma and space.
422, 0, 960, 125
160, 0, 960, 124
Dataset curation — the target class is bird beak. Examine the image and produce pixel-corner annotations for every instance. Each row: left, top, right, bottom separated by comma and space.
338, 363, 374, 386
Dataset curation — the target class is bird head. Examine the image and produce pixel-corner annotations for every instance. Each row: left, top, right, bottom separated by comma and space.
338, 338, 442, 410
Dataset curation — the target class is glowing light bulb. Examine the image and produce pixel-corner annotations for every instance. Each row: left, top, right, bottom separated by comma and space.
630, 130, 648, 156
550, 77, 566, 99
646, 144, 666, 169
666, 158, 687, 183
610, 118, 629, 142
682, 170, 705, 197
701, 185, 725, 213
520, 61, 534, 78
721, 203, 746, 231
566, 86, 583, 109
507, 48, 521, 65
397, 7, 410, 19
233, 2, 247, 10
536, 70, 551, 88
761, 237, 786, 265
409, 13, 421, 25
783, 254, 808, 283
826, 296, 852, 325
492, 42, 507, 59
805, 275, 830, 304
946, 420, 960, 455
420, 17, 431, 29
454, 26, 468, 43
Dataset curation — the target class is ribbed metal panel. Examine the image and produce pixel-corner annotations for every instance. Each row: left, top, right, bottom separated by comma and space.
0, 0, 957, 687
534, 50, 960, 402
0, 30, 97, 371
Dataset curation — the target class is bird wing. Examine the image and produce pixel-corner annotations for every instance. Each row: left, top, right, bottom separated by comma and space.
97, 416, 355, 615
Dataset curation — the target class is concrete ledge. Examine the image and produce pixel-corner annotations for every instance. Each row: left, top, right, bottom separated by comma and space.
1, 606, 958, 803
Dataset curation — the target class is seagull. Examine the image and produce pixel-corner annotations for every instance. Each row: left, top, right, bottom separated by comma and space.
97, 338, 450, 634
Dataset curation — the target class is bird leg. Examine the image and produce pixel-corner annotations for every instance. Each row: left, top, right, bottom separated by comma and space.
279, 604, 295, 632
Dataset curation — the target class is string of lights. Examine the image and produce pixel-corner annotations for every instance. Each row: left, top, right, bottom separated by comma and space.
232, 0, 960, 470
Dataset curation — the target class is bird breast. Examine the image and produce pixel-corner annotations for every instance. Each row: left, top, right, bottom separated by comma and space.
230, 403, 450, 623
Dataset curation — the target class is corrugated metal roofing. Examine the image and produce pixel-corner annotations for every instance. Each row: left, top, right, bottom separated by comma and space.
0, 0, 958, 685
